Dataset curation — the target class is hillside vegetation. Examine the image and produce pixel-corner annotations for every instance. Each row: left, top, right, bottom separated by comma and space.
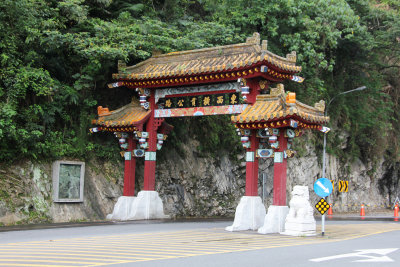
0, 0, 399, 169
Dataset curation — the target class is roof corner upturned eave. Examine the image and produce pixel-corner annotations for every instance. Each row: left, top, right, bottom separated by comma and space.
92, 99, 152, 128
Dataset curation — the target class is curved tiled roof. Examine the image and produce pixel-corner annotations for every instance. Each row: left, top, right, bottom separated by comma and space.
92, 98, 151, 128
114, 33, 301, 81
232, 85, 329, 127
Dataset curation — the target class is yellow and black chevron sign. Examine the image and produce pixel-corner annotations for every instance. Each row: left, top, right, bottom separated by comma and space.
315, 198, 330, 215
330, 179, 334, 192
339, 180, 348, 192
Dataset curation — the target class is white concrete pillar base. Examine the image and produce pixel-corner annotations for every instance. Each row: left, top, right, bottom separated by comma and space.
106, 196, 136, 221
258, 205, 289, 234
225, 196, 266, 231
281, 216, 317, 236
280, 225, 317, 236
107, 191, 169, 220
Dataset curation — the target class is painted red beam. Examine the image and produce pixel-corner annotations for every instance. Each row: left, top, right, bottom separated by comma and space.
119, 75, 286, 89
236, 118, 324, 130
89, 126, 137, 133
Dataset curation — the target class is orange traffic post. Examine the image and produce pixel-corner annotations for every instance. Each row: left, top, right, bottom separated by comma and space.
328, 203, 333, 215
360, 204, 365, 216
394, 204, 399, 217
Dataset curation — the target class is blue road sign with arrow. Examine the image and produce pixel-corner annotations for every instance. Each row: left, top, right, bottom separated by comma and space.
314, 178, 333, 198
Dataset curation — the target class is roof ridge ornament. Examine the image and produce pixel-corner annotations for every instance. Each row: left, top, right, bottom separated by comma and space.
97, 106, 111, 117
261, 40, 268, 51
261, 39, 268, 58
286, 92, 296, 104
286, 51, 297, 63
259, 80, 268, 90
270, 84, 285, 96
246, 32, 261, 45
314, 100, 326, 112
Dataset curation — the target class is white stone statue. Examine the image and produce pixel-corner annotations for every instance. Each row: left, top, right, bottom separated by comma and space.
281, 185, 316, 236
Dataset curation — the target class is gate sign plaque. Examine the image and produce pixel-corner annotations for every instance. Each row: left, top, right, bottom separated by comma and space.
155, 104, 247, 118
154, 82, 246, 118
163, 93, 240, 109
314, 178, 333, 198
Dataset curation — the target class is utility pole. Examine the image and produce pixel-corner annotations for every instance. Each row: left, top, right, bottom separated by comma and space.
321, 86, 366, 236
322, 86, 367, 178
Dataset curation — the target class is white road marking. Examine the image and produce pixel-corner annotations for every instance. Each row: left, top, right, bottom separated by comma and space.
310, 248, 398, 263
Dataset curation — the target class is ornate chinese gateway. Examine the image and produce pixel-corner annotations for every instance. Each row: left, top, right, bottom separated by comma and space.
91, 33, 329, 230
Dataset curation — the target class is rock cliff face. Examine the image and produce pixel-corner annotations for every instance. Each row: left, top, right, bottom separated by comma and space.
0, 134, 397, 225
0, 160, 123, 224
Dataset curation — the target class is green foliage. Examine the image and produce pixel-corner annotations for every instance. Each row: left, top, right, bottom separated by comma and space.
20, 209, 52, 224
206, 0, 399, 163
0, 0, 399, 166
193, 116, 242, 158
159, 116, 241, 161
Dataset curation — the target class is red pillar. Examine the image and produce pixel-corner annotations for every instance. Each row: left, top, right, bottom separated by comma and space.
245, 78, 261, 104
245, 130, 259, 196
273, 128, 288, 205
123, 134, 136, 196
143, 91, 157, 191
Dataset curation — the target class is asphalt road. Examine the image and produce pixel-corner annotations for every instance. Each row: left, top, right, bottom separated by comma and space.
0, 218, 399, 267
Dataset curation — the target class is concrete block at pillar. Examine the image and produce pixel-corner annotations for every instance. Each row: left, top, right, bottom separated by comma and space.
106, 192, 168, 221
225, 196, 266, 231
258, 205, 289, 234
281, 185, 316, 236
106, 196, 136, 221
128, 191, 169, 220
